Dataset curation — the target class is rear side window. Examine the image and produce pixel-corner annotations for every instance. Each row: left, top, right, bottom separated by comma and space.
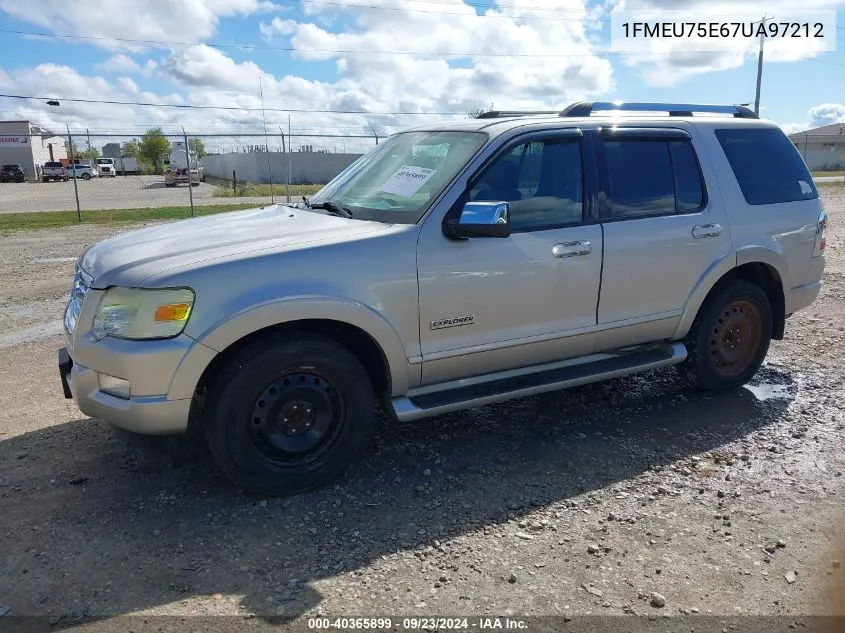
604, 139, 705, 218
669, 141, 704, 211
715, 128, 818, 205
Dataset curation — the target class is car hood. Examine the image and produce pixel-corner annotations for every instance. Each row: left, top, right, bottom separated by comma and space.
80, 204, 393, 288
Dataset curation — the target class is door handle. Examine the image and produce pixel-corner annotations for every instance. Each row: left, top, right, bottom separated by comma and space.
552, 240, 592, 258
692, 223, 722, 239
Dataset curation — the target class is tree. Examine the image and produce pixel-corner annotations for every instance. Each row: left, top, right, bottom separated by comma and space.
78, 147, 100, 161
188, 137, 207, 158
67, 142, 99, 161
121, 139, 140, 159
138, 127, 171, 173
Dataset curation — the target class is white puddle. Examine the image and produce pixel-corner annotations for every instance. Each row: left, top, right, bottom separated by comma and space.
0, 321, 64, 349
743, 381, 793, 401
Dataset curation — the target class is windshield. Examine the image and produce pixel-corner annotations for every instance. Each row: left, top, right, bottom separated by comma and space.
309, 131, 487, 224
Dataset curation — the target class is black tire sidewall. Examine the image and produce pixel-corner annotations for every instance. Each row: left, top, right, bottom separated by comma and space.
687, 281, 773, 390
205, 335, 374, 495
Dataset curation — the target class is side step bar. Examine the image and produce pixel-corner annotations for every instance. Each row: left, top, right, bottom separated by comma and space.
390, 342, 687, 422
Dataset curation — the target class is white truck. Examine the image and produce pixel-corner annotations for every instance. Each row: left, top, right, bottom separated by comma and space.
164, 142, 203, 187
96, 158, 117, 177
120, 157, 139, 174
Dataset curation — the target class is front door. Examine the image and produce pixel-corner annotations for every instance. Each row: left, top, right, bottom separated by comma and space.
416, 131, 603, 385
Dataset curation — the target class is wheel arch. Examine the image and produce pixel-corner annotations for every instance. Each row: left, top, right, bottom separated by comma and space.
174, 298, 410, 430
675, 255, 787, 341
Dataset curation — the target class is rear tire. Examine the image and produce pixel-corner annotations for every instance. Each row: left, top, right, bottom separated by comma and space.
204, 332, 375, 496
81, 173, 91, 180
679, 280, 772, 391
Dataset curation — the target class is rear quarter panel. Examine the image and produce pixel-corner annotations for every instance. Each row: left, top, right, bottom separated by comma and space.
697, 122, 824, 294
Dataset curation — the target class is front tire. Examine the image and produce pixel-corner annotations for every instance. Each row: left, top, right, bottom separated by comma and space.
679, 280, 772, 391
81, 173, 91, 180
204, 332, 375, 496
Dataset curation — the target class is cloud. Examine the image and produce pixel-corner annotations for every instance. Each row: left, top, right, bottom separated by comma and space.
117, 77, 140, 94
0, 0, 283, 50
158, 45, 265, 90
96, 54, 142, 74
809, 103, 845, 127
259, 17, 298, 40
265, 0, 613, 112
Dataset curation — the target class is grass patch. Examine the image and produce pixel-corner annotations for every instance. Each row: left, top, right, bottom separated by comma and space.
813, 171, 845, 178
213, 182, 323, 198
0, 204, 261, 233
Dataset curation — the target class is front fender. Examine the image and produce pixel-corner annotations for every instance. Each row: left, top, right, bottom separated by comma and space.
189, 296, 413, 395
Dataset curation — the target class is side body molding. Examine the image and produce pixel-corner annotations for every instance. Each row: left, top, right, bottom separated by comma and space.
176, 296, 413, 397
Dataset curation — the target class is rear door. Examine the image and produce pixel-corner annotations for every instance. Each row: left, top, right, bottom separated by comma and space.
596, 127, 733, 343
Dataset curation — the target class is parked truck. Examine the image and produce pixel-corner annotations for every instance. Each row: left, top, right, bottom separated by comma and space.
120, 157, 139, 174
164, 142, 204, 187
96, 158, 117, 177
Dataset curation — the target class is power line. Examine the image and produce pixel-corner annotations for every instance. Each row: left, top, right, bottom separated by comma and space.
290, 0, 606, 21
301, 0, 596, 13
0, 28, 616, 54
0, 92, 471, 116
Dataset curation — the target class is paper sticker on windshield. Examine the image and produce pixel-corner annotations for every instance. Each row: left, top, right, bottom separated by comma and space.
380, 165, 436, 198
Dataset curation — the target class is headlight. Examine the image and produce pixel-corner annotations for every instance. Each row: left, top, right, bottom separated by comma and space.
92, 287, 195, 340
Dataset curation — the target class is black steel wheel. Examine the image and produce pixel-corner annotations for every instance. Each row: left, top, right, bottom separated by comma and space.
679, 280, 772, 391
205, 332, 375, 495
249, 371, 344, 466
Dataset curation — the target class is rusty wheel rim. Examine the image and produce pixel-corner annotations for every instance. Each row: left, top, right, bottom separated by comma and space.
709, 299, 762, 379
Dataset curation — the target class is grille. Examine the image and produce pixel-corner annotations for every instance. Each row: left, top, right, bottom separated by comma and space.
64, 264, 92, 335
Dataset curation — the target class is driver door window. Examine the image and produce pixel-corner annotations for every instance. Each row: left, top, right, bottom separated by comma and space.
469, 139, 584, 232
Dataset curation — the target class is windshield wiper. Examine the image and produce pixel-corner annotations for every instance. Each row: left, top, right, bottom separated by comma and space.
307, 199, 354, 218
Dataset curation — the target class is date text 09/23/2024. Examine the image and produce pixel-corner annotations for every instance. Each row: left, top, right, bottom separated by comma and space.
306, 617, 528, 630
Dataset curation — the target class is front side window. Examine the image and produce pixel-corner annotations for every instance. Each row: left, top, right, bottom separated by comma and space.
309, 131, 487, 224
469, 138, 583, 231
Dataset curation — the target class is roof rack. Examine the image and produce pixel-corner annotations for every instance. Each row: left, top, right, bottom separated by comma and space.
475, 110, 559, 119
559, 101, 758, 119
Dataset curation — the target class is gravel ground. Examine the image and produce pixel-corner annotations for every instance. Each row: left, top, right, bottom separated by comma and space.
0, 195, 844, 627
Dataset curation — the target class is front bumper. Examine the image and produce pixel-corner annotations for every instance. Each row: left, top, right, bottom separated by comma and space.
59, 346, 194, 434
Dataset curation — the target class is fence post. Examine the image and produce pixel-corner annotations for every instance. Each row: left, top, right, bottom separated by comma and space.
182, 128, 195, 217
287, 116, 292, 203
66, 124, 81, 223
233, 170, 237, 195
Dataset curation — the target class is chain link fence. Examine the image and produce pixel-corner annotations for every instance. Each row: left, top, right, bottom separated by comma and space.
0, 131, 379, 219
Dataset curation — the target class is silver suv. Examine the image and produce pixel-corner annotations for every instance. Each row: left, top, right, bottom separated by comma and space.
58, 102, 827, 495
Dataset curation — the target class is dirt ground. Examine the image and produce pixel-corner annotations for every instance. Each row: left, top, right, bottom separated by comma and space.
1, 194, 844, 629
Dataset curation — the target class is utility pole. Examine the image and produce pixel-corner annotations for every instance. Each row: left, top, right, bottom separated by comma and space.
754, 15, 769, 117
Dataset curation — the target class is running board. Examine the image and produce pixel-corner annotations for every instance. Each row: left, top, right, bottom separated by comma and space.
390, 342, 687, 422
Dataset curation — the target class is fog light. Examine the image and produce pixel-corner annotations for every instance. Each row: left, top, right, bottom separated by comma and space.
98, 373, 130, 399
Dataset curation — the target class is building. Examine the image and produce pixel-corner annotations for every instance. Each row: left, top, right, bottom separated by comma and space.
0, 120, 69, 180
102, 142, 121, 160
789, 123, 845, 171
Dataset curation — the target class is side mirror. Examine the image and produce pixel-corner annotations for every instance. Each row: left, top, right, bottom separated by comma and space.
444, 201, 511, 239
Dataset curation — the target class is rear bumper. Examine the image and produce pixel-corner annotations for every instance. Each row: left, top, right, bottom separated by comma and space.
786, 281, 821, 316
